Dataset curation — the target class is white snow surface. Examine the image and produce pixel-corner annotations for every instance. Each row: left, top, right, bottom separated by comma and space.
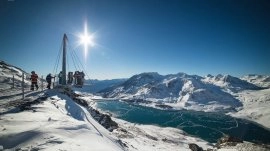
0, 90, 124, 151
241, 74, 270, 88
112, 118, 212, 151
228, 88, 270, 128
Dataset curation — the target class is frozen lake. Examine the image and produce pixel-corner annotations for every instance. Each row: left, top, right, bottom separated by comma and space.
96, 100, 270, 143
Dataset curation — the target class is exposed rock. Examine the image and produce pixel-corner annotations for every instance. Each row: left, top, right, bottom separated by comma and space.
188, 143, 204, 151
155, 104, 173, 109
216, 135, 243, 148
98, 114, 118, 132
161, 138, 177, 144
116, 139, 128, 148
145, 134, 158, 141
60, 88, 119, 132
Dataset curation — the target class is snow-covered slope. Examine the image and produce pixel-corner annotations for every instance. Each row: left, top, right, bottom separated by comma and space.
228, 88, 270, 128
0, 90, 125, 151
241, 74, 270, 88
0, 60, 47, 108
0, 60, 123, 150
202, 74, 261, 92
101, 72, 263, 111
0, 60, 46, 92
0, 60, 31, 90
112, 118, 212, 151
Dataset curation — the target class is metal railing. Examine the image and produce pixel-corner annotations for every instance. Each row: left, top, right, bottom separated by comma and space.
7, 73, 45, 100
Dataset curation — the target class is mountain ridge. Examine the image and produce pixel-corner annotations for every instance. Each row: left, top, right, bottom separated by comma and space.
100, 72, 264, 111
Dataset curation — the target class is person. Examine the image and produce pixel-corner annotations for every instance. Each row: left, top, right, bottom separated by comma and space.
67, 72, 73, 84
30, 71, 39, 91
73, 71, 79, 85
79, 71, 85, 86
58, 71, 63, 85
46, 73, 55, 89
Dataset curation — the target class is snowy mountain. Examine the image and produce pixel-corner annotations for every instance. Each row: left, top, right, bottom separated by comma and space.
0, 61, 214, 151
241, 74, 270, 88
202, 74, 261, 92
101, 72, 262, 111
1, 60, 270, 151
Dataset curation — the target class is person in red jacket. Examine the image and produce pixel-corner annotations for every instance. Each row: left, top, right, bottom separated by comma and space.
30, 71, 39, 90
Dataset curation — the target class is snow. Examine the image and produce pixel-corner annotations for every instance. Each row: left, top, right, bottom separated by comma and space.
202, 74, 260, 91
228, 88, 270, 128
102, 72, 246, 112
112, 119, 212, 151
100, 72, 270, 129
1, 60, 270, 151
217, 141, 270, 151
1, 88, 269, 151
241, 74, 270, 88
0, 90, 124, 150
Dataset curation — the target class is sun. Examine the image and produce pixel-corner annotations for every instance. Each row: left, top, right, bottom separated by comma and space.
79, 22, 95, 58
79, 32, 94, 47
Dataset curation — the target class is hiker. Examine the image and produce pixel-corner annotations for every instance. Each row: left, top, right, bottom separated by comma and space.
67, 72, 73, 84
46, 73, 55, 89
30, 71, 39, 90
73, 71, 79, 85
79, 71, 85, 86
58, 71, 63, 84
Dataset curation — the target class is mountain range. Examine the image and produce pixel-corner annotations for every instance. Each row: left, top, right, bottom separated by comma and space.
1, 59, 269, 112
100, 72, 269, 111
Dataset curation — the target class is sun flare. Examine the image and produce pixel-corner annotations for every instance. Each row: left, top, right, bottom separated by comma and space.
79, 22, 95, 58
79, 32, 94, 47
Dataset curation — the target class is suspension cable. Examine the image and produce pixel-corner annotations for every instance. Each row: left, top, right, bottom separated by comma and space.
66, 39, 70, 73
68, 43, 80, 72
70, 49, 79, 71
53, 40, 63, 76
53, 33, 92, 85
72, 47, 91, 80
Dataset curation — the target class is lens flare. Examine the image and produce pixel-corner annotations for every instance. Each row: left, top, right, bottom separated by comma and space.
79, 22, 95, 58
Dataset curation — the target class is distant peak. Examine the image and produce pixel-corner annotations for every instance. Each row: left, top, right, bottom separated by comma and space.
206, 74, 213, 78
135, 72, 161, 77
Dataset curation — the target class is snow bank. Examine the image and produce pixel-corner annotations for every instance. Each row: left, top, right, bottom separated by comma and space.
0, 90, 124, 151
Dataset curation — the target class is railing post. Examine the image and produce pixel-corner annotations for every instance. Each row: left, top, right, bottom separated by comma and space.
22, 73, 25, 100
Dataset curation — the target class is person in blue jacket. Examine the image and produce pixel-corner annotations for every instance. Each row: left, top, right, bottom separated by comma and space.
46, 73, 55, 89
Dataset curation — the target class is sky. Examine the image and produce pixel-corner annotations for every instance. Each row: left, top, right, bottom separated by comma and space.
0, 0, 269, 80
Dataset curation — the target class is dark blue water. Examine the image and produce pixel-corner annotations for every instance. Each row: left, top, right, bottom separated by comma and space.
96, 100, 270, 144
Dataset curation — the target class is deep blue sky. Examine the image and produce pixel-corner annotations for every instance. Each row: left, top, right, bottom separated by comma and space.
0, 0, 269, 79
